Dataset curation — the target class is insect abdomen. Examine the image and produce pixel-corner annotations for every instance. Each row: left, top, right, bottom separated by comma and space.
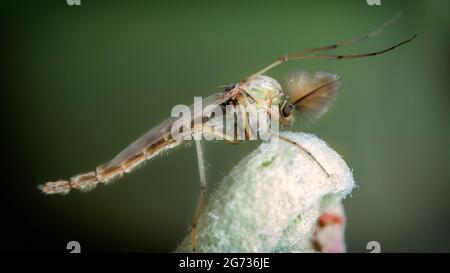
39, 138, 181, 195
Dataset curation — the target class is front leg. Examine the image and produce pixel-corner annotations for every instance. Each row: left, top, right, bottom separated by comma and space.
190, 127, 240, 252
191, 140, 206, 252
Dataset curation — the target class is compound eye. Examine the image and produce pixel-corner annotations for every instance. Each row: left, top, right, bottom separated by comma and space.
282, 102, 294, 117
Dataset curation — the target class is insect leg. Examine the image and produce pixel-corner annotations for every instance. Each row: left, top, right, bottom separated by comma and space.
243, 13, 415, 82
236, 100, 251, 140
199, 124, 240, 144
298, 12, 402, 54
190, 140, 207, 252
270, 131, 330, 178
190, 127, 239, 251
245, 34, 416, 81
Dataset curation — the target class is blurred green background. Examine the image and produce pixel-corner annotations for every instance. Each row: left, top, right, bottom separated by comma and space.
2, 0, 449, 252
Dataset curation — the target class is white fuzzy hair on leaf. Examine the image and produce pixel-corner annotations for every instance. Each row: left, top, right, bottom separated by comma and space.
176, 132, 355, 253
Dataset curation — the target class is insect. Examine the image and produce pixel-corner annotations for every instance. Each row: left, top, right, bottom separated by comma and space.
39, 14, 416, 251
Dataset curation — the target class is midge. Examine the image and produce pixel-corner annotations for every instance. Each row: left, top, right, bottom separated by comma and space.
39, 14, 416, 251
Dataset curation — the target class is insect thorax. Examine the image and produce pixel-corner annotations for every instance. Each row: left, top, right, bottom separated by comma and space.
243, 75, 284, 106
